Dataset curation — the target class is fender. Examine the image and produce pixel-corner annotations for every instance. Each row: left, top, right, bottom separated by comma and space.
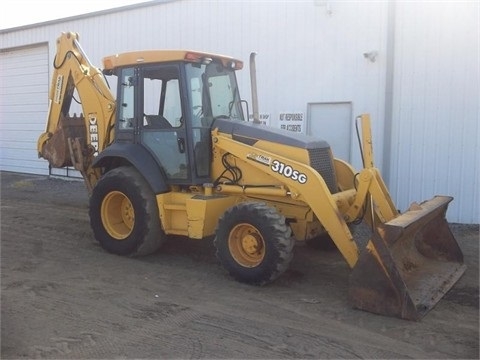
93, 142, 169, 194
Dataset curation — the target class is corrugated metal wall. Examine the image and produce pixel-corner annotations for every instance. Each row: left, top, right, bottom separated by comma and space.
0, 0, 389, 170
388, 1, 479, 224
0, 0, 477, 223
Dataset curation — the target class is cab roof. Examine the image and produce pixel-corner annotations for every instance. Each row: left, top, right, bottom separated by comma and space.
102, 50, 243, 70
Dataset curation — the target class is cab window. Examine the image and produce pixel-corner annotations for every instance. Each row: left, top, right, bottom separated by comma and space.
118, 68, 135, 130
143, 66, 183, 128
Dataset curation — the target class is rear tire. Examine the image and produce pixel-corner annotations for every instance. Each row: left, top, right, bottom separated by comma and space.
89, 166, 165, 256
214, 202, 294, 285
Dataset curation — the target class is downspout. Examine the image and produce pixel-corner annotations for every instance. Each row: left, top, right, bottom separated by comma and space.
382, 0, 396, 185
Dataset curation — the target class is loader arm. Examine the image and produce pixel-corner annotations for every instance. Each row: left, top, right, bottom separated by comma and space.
211, 124, 419, 269
345, 114, 398, 224
212, 128, 361, 268
210, 116, 410, 270
37, 32, 116, 191
212, 117, 465, 320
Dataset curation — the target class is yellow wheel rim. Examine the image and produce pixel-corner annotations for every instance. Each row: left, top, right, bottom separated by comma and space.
101, 191, 134, 240
228, 223, 265, 267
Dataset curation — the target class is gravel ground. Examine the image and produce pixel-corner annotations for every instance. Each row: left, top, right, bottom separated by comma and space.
1, 171, 478, 359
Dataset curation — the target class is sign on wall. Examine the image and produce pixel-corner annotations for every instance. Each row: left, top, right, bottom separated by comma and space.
248, 113, 271, 126
278, 112, 305, 133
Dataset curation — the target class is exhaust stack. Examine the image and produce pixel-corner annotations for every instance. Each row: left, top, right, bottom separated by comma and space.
249, 52, 260, 124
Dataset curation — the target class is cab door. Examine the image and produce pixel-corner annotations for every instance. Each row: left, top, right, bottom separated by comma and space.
140, 64, 190, 183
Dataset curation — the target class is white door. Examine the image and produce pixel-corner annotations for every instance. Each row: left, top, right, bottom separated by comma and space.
307, 102, 352, 162
0, 44, 49, 175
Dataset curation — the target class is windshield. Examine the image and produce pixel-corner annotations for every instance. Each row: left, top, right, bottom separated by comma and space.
186, 61, 244, 125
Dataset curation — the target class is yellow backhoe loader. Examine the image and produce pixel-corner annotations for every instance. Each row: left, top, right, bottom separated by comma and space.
38, 32, 465, 320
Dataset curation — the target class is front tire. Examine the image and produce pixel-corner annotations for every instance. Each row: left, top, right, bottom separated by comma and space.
214, 202, 294, 285
89, 166, 165, 256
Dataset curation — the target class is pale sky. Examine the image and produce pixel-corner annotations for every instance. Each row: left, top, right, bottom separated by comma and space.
0, 0, 151, 30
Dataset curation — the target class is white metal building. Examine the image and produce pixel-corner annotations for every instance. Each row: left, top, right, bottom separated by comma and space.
0, 0, 478, 224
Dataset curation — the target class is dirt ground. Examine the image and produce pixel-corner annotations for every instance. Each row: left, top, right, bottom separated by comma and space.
1, 170, 478, 359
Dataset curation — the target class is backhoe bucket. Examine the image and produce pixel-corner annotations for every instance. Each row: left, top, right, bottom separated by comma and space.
41, 114, 85, 168
349, 196, 466, 320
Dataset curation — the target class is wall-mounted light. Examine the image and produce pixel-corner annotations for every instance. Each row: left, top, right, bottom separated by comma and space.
314, 0, 332, 16
363, 51, 378, 63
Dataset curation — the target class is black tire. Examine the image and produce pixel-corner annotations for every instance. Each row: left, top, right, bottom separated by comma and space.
89, 166, 165, 256
214, 202, 294, 285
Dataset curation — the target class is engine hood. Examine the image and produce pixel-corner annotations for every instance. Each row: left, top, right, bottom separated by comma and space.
212, 118, 330, 150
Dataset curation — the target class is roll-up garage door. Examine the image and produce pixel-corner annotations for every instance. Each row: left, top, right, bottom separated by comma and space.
0, 44, 50, 175
0, 44, 81, 178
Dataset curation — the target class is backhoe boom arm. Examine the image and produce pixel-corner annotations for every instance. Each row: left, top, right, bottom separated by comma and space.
37, 32, 116, 191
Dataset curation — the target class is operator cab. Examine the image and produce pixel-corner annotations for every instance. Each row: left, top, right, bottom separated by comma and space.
103, 50, 244, 186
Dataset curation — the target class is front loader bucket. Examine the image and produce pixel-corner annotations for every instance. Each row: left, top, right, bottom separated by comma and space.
349, 196, 466, 321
